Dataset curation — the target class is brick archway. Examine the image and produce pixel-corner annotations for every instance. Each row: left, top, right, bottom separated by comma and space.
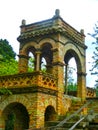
45, 105, 56, 121
0, 9, 87, 129
64, 42, 86, 99
2, 102, 29, 130
0, 94, 32, 130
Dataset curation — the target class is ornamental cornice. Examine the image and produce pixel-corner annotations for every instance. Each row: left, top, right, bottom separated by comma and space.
17, 11, 85, 45
18, 26, 84, 45
0, 86, 58, 96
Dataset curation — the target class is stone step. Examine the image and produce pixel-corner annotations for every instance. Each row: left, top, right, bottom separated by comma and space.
45, 121, 87, 129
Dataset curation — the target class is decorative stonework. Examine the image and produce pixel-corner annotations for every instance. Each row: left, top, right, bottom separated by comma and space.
17, 12, 85, 45
0, 9, 87, 129
0, 72, 57, 91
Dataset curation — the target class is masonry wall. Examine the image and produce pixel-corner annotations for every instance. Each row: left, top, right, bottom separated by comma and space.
0, 91, 58, 129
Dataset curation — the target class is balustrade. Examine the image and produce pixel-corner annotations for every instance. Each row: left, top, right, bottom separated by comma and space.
0, 72, 57, 90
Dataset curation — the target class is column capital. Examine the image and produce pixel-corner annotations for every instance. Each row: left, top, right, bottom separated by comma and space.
35, 49, 41, 54
77, 72, 87, 76
18, 54, 30, 59
52, 61, 65, 66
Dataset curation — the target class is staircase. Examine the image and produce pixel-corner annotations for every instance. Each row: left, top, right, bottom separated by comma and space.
30, 100, 98, 130
45, 101, 91, 130
26, 100, 98, 130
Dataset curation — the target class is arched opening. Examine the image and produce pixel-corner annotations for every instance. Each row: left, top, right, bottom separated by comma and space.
41, 43, 53, 73
44, 105, 56, 122
2, 102, 29, 130
67, 58, 77, 96
28, 52, 35, 72
41, 57, 47, 72
64, 49, 81, 97
26, 46, 36, 72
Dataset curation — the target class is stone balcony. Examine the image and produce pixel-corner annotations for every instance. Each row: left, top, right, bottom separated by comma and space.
0, 71, 58, 95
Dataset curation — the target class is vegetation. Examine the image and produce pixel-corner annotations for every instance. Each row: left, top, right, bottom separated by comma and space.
0, 39, 17, 94
5, 113, 15, 130
28, 57, 35, 72
68, 83, 77, 92
88, 23, 98, 96
0, 88, 12, 95
95, 87, 98, 97
0, 39, 16, 60
0, 39, 18, 76
0, 59, 18, 76
67, 66, 77, 92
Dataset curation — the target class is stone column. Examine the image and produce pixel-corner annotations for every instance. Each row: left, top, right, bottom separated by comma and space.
18, 55, 29, 73
65, 64, 68, 94
77, 72, 86, 100
52, 48, 65, 115
35, 50, 41, 71
0, 110, 4, 130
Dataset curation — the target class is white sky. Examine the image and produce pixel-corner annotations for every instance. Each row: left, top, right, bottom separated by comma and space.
0, 0, 98, 87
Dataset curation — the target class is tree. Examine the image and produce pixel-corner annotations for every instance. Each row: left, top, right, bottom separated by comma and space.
0, 39, 18, 76
0, 39, 16, 60
88, 23, 98, 87
0, 59, 18, 76
67, 66, 77, 92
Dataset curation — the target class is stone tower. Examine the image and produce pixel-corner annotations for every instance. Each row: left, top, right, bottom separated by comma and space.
0, 9, 87, 129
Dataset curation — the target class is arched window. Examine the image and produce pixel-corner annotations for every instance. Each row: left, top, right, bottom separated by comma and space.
28, 52, 35, 72
44, 105, 56, 122
64, 50, 78, 96
41, 57, 47, 72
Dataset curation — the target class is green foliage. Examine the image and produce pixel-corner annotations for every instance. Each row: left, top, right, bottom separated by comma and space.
89, 23, 98, 87
0, 59, 18, 76
0, 39, 18, 76
94, 87, 98, 97
0, 39, 16, 60
5, 113, 15, 130
67, 66, 76, 85
0, 88, 12, 95
28, 57, 47, 72
68, 83, 77, 91
28, 57, 35, 72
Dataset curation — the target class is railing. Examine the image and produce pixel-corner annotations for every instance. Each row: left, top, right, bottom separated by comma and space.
0, 71, 57, 90
69, 115, 87, 130
47, 100, 92, 130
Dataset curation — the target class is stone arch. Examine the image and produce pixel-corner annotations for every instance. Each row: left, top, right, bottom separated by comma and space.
18, 41, 39, 72
0, 95, 30, 111
40, 43, 53, 73
20, 41, 38, 56
64, 42, 85, 73
64, 42, 86, 98
2, 102, 29, 130
39, 38, 56, 73
0, 95, 31, 130
44, 105, 57, 122
64, 49, 82, 71
39, 38, 56, 48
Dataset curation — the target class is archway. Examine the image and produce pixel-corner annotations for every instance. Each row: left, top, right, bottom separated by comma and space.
66, 58, 77, 96
64, 49, 81, 97
44, 105, 56, 122
41, 43, 53, 73
2, 102, 29, 130
28, 52, 35, 72
41, 57, 47, 72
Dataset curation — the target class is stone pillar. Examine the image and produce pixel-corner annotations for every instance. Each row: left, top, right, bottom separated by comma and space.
0, 110, 4, 130
52, 48, 65, 115
46, 64, 52, 73
35, 50, 41, 71
77, 72, 86, 100
65, 64, 68, 94
18, 55, 29, 73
